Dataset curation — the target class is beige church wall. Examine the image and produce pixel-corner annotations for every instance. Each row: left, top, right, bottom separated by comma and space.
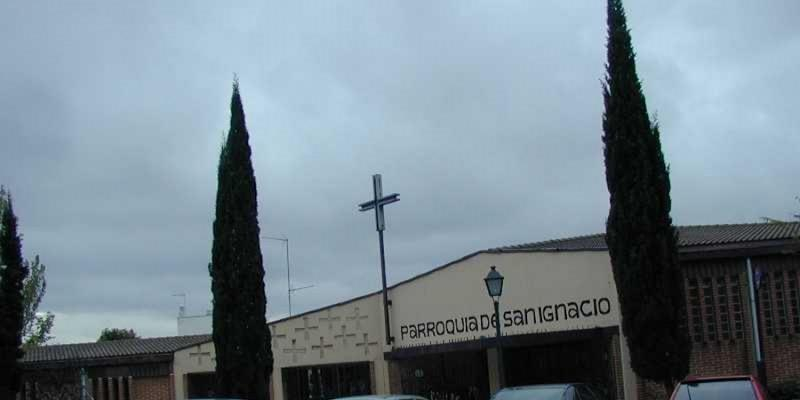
389, 251, 620, 347
172, 292, 389, 400
174, 340, 217, 399
388, 250, 639, 399
172, 250, 638, 399
269, 292, 390, 400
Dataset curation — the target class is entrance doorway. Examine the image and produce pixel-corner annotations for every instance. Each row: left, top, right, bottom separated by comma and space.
282, 362, 372, 400
397, 350, 489, 400
504, 338, 613, 397
186, 372, 216, 398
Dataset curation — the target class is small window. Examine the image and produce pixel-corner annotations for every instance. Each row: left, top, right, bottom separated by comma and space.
761, 273, 774, 336
730, 275, 745, 339
687, 278, 703, 343
717, 276, 731, 340
702, 277, 717, 341
789, 272, 800, 334
775, 271, 789, 335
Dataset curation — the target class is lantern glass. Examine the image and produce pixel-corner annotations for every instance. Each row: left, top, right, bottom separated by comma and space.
484, 266, 504, 298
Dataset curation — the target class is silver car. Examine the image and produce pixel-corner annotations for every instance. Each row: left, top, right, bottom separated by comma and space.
490, 384, 603, 400
333, 395, 430, 400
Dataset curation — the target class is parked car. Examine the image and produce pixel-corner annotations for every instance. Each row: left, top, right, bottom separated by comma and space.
669, 375, 768, 400
490, 384, 603, 400
333, 395, 430, 400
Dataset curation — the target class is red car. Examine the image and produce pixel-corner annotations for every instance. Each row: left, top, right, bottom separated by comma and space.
669, 375, 768, 400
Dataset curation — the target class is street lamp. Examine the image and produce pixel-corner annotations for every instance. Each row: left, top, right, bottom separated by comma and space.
484, 266, 505, 389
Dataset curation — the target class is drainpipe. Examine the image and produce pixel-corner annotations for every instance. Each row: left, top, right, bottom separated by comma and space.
746, 257, 767, 385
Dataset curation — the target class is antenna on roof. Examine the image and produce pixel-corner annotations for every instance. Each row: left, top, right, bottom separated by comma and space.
172, 293, 187, 317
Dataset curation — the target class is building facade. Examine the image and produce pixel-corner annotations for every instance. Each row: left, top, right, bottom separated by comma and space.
176, 223, 800, 400
19, 222, 800, 400
18, 334, 211, 400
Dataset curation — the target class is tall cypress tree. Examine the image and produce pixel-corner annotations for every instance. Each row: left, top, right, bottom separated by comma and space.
602, 0, 689, 393
210, 80, 273, 400
0, 195, 29, 398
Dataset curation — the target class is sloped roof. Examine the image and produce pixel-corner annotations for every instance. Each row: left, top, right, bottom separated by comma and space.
22, 334, 211, 365
270, 222, 800, 325
493, 222, 800, 252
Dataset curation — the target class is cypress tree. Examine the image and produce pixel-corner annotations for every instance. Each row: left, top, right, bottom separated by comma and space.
0, 195, 29, 398
602, 0, 689, 393
210, 79, 273, 400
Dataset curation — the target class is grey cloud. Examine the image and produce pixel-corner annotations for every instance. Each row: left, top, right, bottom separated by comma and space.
1, 1, 797, 342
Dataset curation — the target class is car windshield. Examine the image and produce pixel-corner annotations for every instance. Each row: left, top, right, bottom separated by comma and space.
493, 387, 566, 400
673, 380, 757, 400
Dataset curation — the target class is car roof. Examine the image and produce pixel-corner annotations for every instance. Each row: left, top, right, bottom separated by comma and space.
681, 375, 754, 383
501, 384, 574, 390
333, 395, 429, 400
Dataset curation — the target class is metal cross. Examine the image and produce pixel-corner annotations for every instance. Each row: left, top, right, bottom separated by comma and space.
358, 174, 399, 232
358, 174, 399, 345
319, 309, 341, 331
311, 336, 334, 358
333, 324, 357, 346
283, 339, 307, 363
294, 316, 319, 341
355, 333, 379, 355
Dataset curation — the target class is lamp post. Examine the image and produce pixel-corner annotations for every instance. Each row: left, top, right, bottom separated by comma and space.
484, 265, 505, 389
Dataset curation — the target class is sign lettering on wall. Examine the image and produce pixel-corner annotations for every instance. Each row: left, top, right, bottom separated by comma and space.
400, 296, 612, 340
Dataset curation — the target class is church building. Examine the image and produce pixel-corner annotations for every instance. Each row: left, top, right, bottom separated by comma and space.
183, 222, 800, 400
19, 222, 800, 400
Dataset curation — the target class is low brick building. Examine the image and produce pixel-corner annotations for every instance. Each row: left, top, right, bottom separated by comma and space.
18, 334, 210, 400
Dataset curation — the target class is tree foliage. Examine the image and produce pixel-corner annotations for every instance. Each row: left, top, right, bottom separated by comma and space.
21, 256, 55, 348
602, 0, 690, 392
210, 79, 272, 400
0, 190, 29, 397
97, 328, 138, 342
1, 190, 54, 350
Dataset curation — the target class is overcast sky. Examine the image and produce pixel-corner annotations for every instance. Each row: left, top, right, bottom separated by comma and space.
1, 1, 798, 344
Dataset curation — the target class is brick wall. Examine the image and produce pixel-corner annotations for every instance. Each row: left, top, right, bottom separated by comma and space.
132, 376, 172, 400
636, 254, 800, 400
763, 335, 800, 383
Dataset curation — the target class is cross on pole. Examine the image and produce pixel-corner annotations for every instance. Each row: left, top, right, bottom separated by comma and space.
358, 174, 399, 345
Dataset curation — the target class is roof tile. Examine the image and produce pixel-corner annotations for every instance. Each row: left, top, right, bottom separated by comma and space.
22, 334, 211, 364
492, 222, 800, 252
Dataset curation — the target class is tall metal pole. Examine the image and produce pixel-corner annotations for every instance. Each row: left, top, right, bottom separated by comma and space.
285, 237, 292, 316
377, 228, 392, 345
358, 174, 399, 346
374, 181, 393, 346
494, 299, 505, 389
747, 258, 767, 385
